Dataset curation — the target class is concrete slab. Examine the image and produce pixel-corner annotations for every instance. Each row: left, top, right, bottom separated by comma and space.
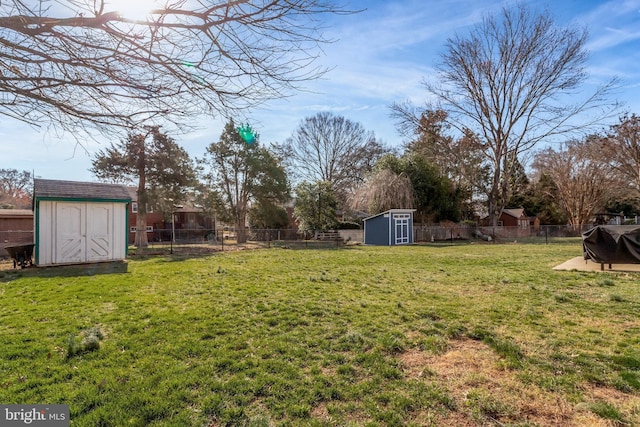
553, 256, 640, 273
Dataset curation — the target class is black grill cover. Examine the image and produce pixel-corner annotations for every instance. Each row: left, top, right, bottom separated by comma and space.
582, 225, 640, 264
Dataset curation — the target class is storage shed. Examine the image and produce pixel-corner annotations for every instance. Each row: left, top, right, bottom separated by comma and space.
33, 179, 130, 266
363, 209, 416, 246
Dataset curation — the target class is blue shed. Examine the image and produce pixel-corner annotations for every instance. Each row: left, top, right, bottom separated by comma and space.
363, 209, 416, 246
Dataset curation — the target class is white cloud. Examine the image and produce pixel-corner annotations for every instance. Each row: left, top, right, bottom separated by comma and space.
2, 0, 640, 179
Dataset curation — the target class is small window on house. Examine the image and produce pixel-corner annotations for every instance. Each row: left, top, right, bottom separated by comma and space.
130, 226, 137, 232
131, 202, 138, 213
146, 226, 153, 232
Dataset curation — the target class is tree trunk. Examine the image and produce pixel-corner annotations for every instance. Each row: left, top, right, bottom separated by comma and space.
134, 176, 149, 247
236, 218, 247, 244
487, 178, 502, 226
135, 209, 149, 247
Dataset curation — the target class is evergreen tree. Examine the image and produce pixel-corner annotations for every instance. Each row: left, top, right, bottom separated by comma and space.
91, 126, 195, 247
202, 120, 289, 243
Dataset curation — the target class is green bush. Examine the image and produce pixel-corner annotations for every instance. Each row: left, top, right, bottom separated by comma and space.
66, 326, 104, 359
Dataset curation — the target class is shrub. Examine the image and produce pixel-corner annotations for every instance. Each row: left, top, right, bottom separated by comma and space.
66, 326, 104, 359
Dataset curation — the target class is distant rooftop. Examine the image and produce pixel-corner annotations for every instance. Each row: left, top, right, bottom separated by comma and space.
0, 209, 33, 217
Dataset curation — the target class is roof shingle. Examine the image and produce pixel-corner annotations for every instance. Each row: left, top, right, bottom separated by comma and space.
34, 179, 131, 201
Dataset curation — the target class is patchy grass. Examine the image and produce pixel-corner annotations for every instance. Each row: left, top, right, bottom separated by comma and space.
1, 242, 639, 426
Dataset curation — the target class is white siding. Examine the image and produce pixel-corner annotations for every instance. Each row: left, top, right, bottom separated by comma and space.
37, 201, 54, 266
37, 201, 127, 266
56, 203, 85, 264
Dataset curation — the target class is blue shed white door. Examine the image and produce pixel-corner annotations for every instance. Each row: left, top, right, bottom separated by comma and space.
394, 214, 410, 244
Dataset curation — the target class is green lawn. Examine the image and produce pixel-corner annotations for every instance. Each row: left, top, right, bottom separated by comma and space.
1, 242, 639, 426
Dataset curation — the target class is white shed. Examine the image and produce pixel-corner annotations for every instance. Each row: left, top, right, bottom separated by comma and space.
34, 179, 131, 266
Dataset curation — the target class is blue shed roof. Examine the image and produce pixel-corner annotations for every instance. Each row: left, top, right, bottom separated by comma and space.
363, 209, 416, 222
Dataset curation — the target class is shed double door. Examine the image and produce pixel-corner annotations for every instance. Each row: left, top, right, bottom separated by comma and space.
394, 214, 410, 244
56, 203, 113, 264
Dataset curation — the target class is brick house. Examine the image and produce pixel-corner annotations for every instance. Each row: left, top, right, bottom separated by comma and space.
127, 188, 215, 243
482, 208, 538, 229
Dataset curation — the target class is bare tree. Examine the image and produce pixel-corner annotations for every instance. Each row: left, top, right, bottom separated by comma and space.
600, 115, 640, 193
394, 4, 617, 225
349, 169, 414, 215
392, 107, 490, 212
0, 168, 33, 208
277, 112, 389, 206
533, 138, 623, 228
0, 1, 350, 138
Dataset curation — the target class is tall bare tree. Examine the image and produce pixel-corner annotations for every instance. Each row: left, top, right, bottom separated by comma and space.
0, 1, 350, 138
533, 138, 622, 228
600, 114, 640, 193
392, 107, 490, 213
0, 169, 32, 208
276, 112, 389, 206
394, 4, 617, 225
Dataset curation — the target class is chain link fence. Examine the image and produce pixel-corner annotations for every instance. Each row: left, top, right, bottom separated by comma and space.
413, 224, 591, 244
132, 228, 346, 256
134, 224, 592, 255
0, 224, 596, 259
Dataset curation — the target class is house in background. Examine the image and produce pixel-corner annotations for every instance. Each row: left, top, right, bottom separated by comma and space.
126, 188, 164, 243
0, 209, 34, 257
33, 179, 130, 266
482, 208, 537, 229
127, 188, 215, 243
363, 209, 416, 246
170, 201, 216, 241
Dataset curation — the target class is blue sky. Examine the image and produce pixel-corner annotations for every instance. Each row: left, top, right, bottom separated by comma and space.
1, 0, 639, 182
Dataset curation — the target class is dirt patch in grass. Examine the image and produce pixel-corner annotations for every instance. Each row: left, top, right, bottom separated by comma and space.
399, 338, 638, 426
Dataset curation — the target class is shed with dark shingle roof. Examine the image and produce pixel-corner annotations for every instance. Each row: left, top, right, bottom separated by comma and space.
33, 179, 130, 266
34, 179, 131, 202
